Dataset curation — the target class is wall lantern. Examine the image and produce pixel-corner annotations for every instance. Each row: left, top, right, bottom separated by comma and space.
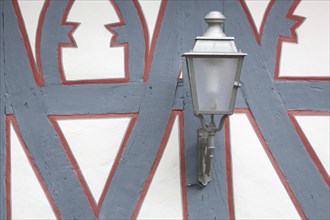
183, 11, 247, 186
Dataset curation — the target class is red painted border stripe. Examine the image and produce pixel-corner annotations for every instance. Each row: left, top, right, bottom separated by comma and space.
58, 0, 129, 85
49, 113, 138, 218
241, 0, 329, 81
225, 118, 235, 220
178, 111, 188, 220
49, 116, 98, 217
132, 111, 176, 219
133, 0, 167, 82
274, 1, 329, 81
227, 109, 307, 219
240, 0, 275, 45
133, 0, 149, 82
97, 114, 138, 211
144, 0, 167, 82
132, 111, 187, 220
35, 0, 50, 84
6, 115, 62, 220
5, 116, 12, 220
104, 0, 129, 83
288, 111, 330, 187
12, 0, 48, 86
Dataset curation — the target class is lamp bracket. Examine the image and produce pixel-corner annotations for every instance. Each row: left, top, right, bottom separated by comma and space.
196, 114, 228, 133
197, 114, 228, 186
198, 128, 212, 186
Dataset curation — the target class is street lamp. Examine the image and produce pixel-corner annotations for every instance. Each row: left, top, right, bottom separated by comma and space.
183, 11, 247, 186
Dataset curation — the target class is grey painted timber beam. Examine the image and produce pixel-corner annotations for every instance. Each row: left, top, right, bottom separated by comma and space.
41, 0, 71, 85
0, 1, 6, 218
112, 0, 145, 83
41, 83, 146, 115
99, 2, 181, 218
4, 2, 95, 218
225, 1, 329, 218
275, 81, 330, 111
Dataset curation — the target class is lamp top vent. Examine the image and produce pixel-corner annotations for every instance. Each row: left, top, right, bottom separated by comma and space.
182, 11, 247, 55
203, 11, 226, 37
204, 11, 225, 23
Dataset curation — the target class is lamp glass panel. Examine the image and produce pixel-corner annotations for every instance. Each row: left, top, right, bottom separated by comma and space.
192, 57, 238, 113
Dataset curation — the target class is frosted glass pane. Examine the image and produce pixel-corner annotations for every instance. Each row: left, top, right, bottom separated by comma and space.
193, 57, 238, 112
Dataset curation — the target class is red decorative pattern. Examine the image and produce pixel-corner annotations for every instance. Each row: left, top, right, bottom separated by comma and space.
273, 1, 329, 81
132, 111, 188, 220
58, 0, 129, 85
240, 0, 275, 45
226, 109, 307, 219
49, 113, 138, 218
133, 0, 167, 82
288, 111, 330, 187
12, 0, 49, 86
179, 111, 188, 220
6, 115, 62, 220
225, 118, 235, 220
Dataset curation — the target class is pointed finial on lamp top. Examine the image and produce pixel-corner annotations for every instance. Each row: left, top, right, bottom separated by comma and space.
203, 11, 226, 37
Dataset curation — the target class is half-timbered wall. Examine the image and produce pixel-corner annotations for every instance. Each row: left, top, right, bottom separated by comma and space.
1, 0, 329, 219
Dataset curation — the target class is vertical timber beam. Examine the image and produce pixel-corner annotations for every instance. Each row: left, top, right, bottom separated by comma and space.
0, 0, 6, 218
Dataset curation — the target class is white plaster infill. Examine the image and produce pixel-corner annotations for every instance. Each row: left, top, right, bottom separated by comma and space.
230, 113, 300, 219
295, 115, 330, 176
9, 121, 57, 220
245, 0, 271, 33
56, 116, 132, 204
17, 0, 45, 62
137, 0, 162, 48
61, 0, 126, 81
279, 0, 330, 77
137, 114, 185, 220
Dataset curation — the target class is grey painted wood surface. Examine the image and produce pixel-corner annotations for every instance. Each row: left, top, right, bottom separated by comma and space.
1, 0, 329, 219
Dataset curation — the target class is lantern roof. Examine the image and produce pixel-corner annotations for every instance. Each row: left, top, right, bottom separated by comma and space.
183, 11, 247, 56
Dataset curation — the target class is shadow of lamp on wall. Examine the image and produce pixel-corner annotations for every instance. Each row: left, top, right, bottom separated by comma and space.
183, 11, 247, 187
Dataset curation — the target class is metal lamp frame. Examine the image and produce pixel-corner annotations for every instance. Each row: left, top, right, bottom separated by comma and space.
182, 11, 247, 187
184, 53, 246, 116
196, 114, 227, 186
